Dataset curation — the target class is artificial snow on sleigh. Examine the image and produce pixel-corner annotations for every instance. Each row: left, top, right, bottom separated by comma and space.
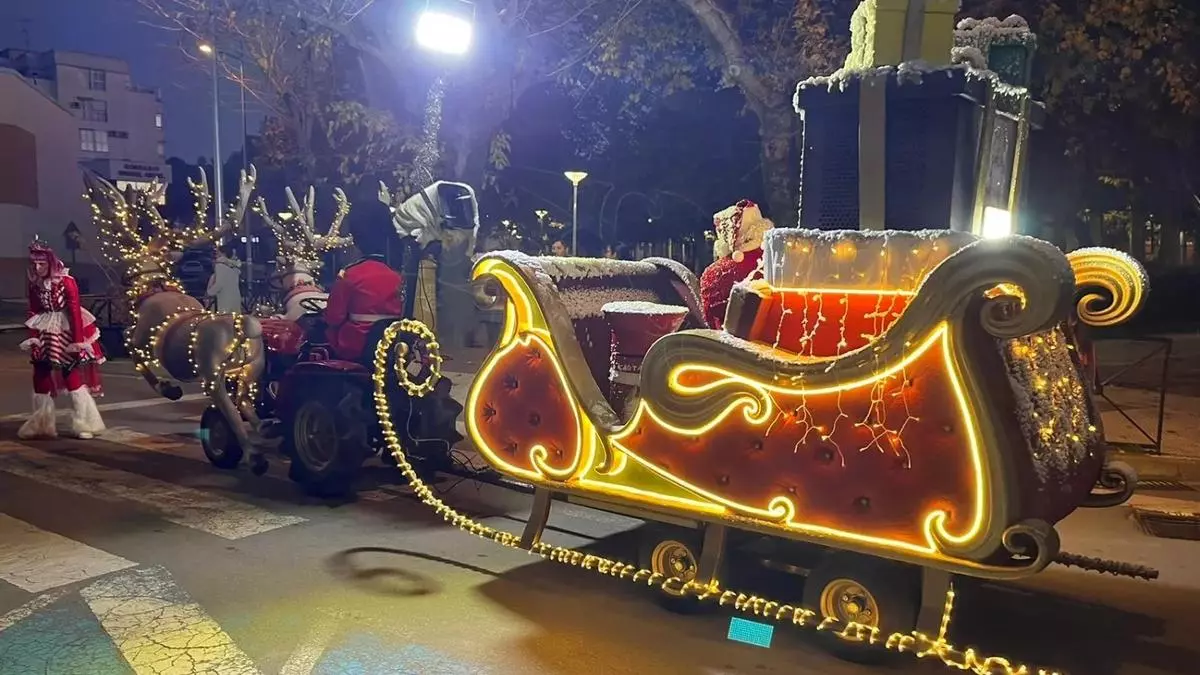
459, 229, 1150, 657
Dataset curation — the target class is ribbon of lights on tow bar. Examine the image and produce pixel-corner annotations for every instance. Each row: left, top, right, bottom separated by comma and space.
370, 322, 1064, 675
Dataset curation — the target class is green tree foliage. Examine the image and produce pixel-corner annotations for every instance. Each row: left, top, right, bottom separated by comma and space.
966, 0, 1200, 258
137, 0, 419, 190
562, 0, 850, 227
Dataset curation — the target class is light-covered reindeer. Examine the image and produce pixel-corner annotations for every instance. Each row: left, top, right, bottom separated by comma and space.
256, 186, 355, 320
87, 167, 273, 474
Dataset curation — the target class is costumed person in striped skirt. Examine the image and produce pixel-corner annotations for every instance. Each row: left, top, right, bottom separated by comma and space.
18, 237, 107, 440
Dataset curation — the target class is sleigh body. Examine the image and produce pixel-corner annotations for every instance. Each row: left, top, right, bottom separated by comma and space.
467, 231, 1145, 580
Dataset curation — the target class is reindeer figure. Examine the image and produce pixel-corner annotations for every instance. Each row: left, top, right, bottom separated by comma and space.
256, 186, 354, 320
87, 167, 273, 475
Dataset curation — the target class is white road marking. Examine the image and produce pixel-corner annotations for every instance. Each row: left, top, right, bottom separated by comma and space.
0, 514, 136, 594
80, 565, 261, 675
0, 442, 306, 539
99, 427, 293, 481
0, 393, 206, 422
278, 612, 340, 675
0, 588, 71, 631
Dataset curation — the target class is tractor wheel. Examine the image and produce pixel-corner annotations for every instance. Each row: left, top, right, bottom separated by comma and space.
802, 552, 920, 664
284, 381, 370, 498
200, 406, 244, 469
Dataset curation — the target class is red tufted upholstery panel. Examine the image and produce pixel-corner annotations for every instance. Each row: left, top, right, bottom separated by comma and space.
471, 337, 584, 476
622, 339, 977, 547
749, 290, 913, 357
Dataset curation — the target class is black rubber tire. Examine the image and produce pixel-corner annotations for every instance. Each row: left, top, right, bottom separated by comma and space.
802, 552, 920, 664
283, 380, 370, 498
637, 525, 725, 615
200, 406, 244, 469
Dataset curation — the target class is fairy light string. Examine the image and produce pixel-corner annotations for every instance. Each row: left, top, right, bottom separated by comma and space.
370, 321, 1060, 675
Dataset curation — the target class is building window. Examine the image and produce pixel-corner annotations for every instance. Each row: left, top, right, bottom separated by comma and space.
80, 128, 109, 153
82, 99, 108, 123
155, 113, 163, 129
157, 141, 165, 157
87, 68, 107, 91
107, 130, 129, 139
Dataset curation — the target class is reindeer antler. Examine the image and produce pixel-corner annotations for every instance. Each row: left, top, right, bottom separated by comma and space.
259, 185, 354, 268
187, 166, 257, 247
313, 188, 354, 252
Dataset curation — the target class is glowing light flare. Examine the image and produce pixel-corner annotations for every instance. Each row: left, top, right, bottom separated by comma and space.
981, 207, 1013, 239
415, 11, 473, 56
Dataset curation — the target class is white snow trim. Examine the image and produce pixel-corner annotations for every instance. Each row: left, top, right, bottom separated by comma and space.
951, 46, 987, 70
561, 288, 661, 319
500, 251, 660, 281
602, 301, 689, 316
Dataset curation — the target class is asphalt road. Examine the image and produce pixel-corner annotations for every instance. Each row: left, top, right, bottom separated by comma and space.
0, 353, 1199, 675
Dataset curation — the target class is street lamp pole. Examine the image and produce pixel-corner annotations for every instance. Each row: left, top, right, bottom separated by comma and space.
564, 171, 588, 256
238, 59, 252, 295
206, 46, 224, 232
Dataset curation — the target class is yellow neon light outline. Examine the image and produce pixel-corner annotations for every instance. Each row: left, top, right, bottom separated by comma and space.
467, 332, 596, 482
608, 323, 988, 555
472, 257, 989, 561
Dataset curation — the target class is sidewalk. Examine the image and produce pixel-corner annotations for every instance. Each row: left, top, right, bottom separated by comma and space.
1101, 385, 1200, 480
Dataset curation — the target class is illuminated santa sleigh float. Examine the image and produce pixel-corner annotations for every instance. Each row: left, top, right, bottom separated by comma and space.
447, 8, 1158, 668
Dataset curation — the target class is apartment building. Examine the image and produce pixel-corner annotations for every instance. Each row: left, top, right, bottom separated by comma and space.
0, 49, 166, 297
0, 49, 169, 193
0, 68, 97, 297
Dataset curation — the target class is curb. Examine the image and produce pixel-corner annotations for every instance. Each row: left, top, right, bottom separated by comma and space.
1114, 449, 1200, 482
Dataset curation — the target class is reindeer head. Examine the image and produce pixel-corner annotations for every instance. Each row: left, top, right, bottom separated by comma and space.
87, 166, 258, 292
258, 185, 354, 276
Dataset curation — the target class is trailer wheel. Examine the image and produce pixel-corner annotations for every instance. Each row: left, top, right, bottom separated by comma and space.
802, 553, 919, 664
637, 526, 724, 614
200, 406, 243, 469
284, 381, 369, 498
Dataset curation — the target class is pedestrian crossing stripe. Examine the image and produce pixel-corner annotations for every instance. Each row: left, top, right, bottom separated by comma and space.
82, 566, 261, 675
0, 514, 137, 593
0, 441, 306, 540
0, 566, 260, 675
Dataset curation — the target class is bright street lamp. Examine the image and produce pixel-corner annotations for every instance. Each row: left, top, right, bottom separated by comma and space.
415, 9, 473, 56
564, 171, 588, 255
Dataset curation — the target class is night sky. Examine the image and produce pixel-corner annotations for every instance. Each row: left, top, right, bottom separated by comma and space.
0, 0, 259, 164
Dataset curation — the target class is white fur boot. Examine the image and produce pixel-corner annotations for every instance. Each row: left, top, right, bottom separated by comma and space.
18, 393, 57, 440
68, 388, 106, 439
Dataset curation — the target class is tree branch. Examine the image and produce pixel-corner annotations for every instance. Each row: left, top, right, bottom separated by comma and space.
674, 0, 781, 109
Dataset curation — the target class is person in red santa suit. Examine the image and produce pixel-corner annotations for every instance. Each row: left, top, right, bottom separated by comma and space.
699, 200, 774, 329
18, 238, 107, 440
324, 200, 405, 362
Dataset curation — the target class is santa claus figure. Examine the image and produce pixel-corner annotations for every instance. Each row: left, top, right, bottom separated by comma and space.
18, 238, 106, 440
699, 200, 773, 329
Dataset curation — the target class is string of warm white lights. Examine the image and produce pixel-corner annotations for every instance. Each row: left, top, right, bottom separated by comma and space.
369, 322, 1061, 675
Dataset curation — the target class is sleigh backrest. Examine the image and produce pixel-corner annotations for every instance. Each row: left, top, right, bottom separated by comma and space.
482, 253, 704, 394
730, 229, 977, 357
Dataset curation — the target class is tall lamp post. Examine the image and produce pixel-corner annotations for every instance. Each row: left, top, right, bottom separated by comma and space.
198, 42, 253, 294
564, 171, 588, 255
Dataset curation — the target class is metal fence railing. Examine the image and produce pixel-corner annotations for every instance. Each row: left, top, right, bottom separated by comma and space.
1092, 336, 1172, 455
